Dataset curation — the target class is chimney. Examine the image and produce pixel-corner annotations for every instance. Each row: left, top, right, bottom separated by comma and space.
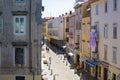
69, 11, 72, 14
65, 12, 67, 15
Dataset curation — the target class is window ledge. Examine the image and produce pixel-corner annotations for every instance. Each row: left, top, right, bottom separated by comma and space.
12, 11, 28, 15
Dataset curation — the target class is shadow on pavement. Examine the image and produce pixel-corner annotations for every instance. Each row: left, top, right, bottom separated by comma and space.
46, 43, 66, 55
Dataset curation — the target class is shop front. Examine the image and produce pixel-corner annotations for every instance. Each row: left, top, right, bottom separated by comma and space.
85, 59, 100, 78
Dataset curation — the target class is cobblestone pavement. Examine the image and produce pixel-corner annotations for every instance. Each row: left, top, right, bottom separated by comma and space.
41, 44, 97, 80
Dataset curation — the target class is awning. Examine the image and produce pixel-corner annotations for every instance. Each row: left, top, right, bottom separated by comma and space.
68, 52, 74, 56
68, 51, 78, 57
85, 59, 100, 67
85, 61, 95, 67
12, 41, 28, 46
62, 45, 67, 49
79, 56, 89, 61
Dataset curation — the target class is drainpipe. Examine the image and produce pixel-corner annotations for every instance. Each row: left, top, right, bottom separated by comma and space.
29, 0, 32, 72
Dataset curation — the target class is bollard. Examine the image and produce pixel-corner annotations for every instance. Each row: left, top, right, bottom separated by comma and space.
53, 75, 55, 80
80, 73, 82, 80
50, 69, 53, 75
66, 61, 68, 66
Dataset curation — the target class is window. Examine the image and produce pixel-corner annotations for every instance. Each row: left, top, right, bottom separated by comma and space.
82, 24, 85, 34
104, 24, 108, 38
79, 8, 81, 14
79, 22, 81, 30
15, 76, 25, 80
15, 0, 25, 3
82, 42, 84, 54
113, 0, 117, 11
105, 1, 108, 13
0, 17, 3, 33
76, 22, 81, 30
95, 22, 99, 33
14, 16, 26, 35
104, 45, 108, 60
113, 47, 117, 63
14, 47, 26, 66
88, 42, 90, 53
88, 24, 90, 34
95, 22, 99, 37
113, 23, 117, 39
96, 5, 99, 15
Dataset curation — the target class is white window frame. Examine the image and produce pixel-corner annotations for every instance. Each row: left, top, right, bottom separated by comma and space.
13, 16, 26, 35
14, 75, 26, 80
0, 16, 3, 34
112, 47, 117, 64
104, 24, 108, 38
13, 47, 26, 66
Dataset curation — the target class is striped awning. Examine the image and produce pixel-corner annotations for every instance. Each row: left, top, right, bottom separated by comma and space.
85, 59, 100, 67
79, 56, 89, 61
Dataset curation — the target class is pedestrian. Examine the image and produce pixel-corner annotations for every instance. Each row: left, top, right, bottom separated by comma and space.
46, 47, 49, 52
49, 57, 52, 64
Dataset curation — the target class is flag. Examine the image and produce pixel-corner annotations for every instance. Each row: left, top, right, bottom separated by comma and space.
89, 32, 96, 47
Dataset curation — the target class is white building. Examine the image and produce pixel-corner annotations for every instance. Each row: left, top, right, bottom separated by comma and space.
91, 0, 120, 80
48, 17, 65, 49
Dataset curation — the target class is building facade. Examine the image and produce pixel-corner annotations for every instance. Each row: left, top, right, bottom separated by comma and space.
0, 0, 42, 80
42, 18, 51, 43
47, 17, 65, 49
74, 0, 83, 65
91, 0, 120, 80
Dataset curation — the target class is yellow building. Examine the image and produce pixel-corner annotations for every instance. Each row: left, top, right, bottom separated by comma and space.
81, 1, 91, 72
42, 18, 51, 42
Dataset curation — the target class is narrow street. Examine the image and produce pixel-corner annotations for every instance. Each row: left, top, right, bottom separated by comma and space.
41, 44, 96, 80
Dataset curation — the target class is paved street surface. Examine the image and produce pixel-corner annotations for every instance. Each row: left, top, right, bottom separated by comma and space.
41, 44, 96, 80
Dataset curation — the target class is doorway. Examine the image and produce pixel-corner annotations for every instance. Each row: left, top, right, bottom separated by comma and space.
104, 68, 108, 80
